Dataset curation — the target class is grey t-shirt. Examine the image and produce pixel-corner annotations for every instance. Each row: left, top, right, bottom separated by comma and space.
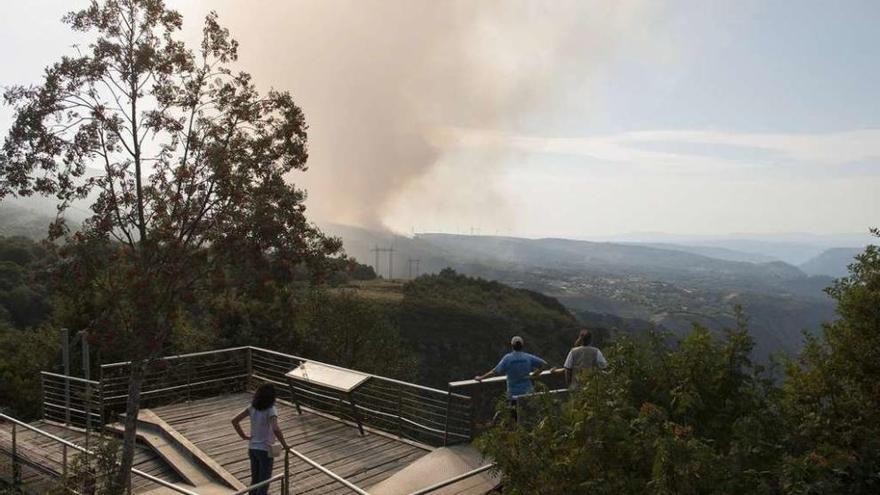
248, 405, 277, 451
563, 346, 608, 390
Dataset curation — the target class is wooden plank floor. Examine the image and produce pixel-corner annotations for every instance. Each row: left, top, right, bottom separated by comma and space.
152, 393, 432, 495
0, 420, 182, 493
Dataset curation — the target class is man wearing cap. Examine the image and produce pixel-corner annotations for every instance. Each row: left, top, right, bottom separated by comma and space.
474, 336, 549, 400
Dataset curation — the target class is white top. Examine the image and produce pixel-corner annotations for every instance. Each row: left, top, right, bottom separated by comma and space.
563, 346, 608, 390
285, 362, 370, 393
248, 405, 277, 451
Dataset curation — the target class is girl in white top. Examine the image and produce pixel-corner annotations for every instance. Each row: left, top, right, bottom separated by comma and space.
232, 384, 289, 495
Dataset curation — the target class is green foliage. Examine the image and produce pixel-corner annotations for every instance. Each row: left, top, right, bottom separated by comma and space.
398, 268, 578, 386
48, 437, 121, 495
198, 283, 414, 379
0, 237, 51, 329
479, 232, 880, 494
479, 321, 784, 494
294, 289, 416, 379
0, 237, 57, 420
0, 323, 58, 419
782, 228, 880, 493
1, 0, 341, 489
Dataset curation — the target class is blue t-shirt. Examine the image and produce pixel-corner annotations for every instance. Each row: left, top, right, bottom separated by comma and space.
494, 351, 547, 397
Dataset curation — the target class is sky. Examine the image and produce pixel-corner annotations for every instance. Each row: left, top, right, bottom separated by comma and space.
1, 0, 878, 238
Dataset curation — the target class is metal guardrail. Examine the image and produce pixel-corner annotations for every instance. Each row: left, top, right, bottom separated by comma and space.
1, 412, 296, 495
248, 346, 473, 447
26, 346, 507, 494
407, 463, 496, 495
44, 346, 472, 447
448, 368, 567, 437
0, 413, 200, 495
41, 372, 102, 430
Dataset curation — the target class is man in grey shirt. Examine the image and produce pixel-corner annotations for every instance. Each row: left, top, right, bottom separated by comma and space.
563, 329, 608, 390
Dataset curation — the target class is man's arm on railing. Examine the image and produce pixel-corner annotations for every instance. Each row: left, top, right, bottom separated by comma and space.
474, 369, 497, 382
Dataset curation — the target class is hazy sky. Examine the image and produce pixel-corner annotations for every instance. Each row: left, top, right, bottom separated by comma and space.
1, 0, 878, 237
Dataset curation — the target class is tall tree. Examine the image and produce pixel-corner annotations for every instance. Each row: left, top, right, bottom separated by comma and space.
0, 0, 340, 490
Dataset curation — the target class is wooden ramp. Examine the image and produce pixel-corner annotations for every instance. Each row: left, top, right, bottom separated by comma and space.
367, 445, 499, 495
107, 409, 243, 493
150, 393, 432, 495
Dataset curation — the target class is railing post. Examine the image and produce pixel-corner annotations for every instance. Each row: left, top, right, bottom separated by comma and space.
98, 377, 105, 429
443, 390, 452, 446
283, 449, 290, 495
85, 380, 92, 450
83, 330, 91, 446
12, 422, 20, 486
396, 388, 403, 438
40, 373, 46, 421
62, 328, 71, 426
245, 347, 253, 392
62, 443, 68, 479
186, 358, 192, 403
468, 398, 475, 441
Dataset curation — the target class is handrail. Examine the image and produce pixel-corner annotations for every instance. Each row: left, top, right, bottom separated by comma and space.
0, 413, 200, 495
102, 373, 250, 402
102, 345, 467, 399
229, 473, 285, 495
250, 346, 469, 399
101, 346, 250, 368
448, 368, 562, 388
40, 371, 101, 386
405, 463, 495, 495
286, 446, 370, 495
3, 412, 497, 495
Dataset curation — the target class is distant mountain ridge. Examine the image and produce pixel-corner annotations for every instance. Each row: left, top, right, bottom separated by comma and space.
627, 242, 778, 264
322, 223, 840, 361
799, 248, 863, 278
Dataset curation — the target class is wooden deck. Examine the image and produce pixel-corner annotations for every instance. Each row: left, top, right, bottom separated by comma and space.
0, 420, 182, 493
150, 393, 432, 494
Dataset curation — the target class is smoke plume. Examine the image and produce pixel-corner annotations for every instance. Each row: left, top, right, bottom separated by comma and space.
178, 0, 656, 233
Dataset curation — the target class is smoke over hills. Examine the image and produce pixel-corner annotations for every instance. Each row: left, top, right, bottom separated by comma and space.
177, 0, 658, 231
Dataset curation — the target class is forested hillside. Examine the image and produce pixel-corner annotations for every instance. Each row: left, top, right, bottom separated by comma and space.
0, 235, 595, 416
395, 269, 579, 386
480, 230, 880, 494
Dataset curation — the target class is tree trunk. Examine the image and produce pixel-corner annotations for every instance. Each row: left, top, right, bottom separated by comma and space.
112, 359, 146, 493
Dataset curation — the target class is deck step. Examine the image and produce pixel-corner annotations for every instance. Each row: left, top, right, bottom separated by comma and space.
367, 445, 499, 495
108, 409, 244, 492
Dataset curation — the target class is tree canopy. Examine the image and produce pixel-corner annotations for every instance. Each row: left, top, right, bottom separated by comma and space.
1, 0, 340, 489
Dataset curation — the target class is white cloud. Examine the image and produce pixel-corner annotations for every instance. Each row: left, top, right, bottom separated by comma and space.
428, 127, 880, 172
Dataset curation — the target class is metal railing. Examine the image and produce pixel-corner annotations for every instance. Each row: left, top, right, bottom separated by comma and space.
248, 346, 473, 447
0, 413, 199, 495
25, 346, 509, 493
1, 412, 299, 495
39, 346, 473, 447
448, 368, 567, 436
99, 347, 250, 420
41, 371, 102, 430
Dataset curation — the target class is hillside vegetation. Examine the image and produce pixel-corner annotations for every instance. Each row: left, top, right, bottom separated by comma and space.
480, 231, 880, 493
